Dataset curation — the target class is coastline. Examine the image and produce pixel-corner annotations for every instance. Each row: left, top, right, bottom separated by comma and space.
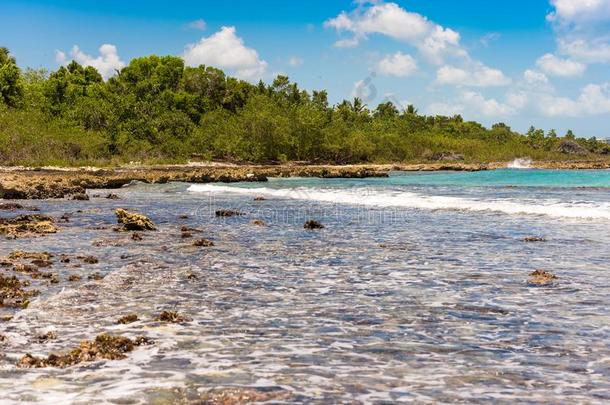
1, 160, 610, 199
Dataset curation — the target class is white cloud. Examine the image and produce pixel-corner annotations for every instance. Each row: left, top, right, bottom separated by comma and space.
188, 19, 207, 31
55, 44, 125, 80
288, 56, 303, 67
535, 53, 586, 77
426, 91, 515, 117
427, 102, 464, 116
436, 63, 510, 87
376, 52, 417, 77
559, 38, 610, 63
506, 90, 529, 109
539, 82, 610, 116
460, 91, 515, 116
547, 0, 610, 24
325, 1, 466, 64
183, 26, 267, 81
524, 69, 549, 84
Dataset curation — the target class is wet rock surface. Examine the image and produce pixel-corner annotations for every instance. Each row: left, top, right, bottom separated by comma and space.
304, 220, 324, 230
528, 269, 558, 285
17, 334, 152, 368
115, 208, 156, 231
215, 209, 245, 217
0, 215, 57, 238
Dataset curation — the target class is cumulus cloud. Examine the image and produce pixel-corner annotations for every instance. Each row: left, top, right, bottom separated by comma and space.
539, 82, 610, 116
376, 52, 417, 77
435, 63, 511, 87
524, 69, 549, 84
427, 91, 514, 117
535, 53, 586, 77
55, 44, 125, 80
288, 56, 303, 67
325, 1, 466, 64
559, 38, 610, 63
188, 19, 207, 31
183, 26, 267, 81
547, 0, 610, 24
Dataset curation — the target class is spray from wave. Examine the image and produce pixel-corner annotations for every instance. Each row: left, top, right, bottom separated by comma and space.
188, 184, 610, 220
507, 158, 533, 169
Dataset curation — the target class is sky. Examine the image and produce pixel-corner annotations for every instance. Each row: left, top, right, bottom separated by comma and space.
2, 0, 610, 138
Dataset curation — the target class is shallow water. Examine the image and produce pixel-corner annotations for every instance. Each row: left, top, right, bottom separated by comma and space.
1, 170, 610, 403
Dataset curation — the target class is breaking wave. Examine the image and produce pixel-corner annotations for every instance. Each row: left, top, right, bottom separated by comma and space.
188, 184, 610, 220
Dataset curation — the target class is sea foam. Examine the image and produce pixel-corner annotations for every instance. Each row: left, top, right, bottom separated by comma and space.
188, 184, 610, 220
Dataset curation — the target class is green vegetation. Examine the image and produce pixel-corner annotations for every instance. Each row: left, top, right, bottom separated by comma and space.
0, 47, 608, 166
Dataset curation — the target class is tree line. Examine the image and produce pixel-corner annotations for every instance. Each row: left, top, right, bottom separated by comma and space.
0, 47, 608, 166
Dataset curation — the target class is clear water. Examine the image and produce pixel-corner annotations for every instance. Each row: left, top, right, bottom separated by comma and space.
1, 169, 609, 403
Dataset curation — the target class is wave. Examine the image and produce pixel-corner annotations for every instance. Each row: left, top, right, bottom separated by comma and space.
188, 184, 610, 220
507, 158, 533, 169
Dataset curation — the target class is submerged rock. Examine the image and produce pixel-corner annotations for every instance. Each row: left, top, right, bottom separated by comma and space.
70, 193, 89, 201
0, 275, 39, 308
105, 193, 120, 200
304, 220, 324, 230
215, 209, 245, 217
80, 256, 99, 264
0, 215, 57, 238
115, 209, 156, 231
253, 196, 266, 201
155, 311, 190, 323
131, 232, 143, 241
68, 275, 82, 282
251, 219, 266, 226
193, 239, 214, 247
9, 251, 53, 261
36, 331, 58, 343
529, 269, 558, 285
117, 314, 139, 324
524, 236, 546, 242
0, 202, 38, 211
17, 333, 152, 368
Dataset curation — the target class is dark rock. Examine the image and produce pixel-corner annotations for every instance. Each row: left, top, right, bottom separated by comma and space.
254, 196, 266, 201
68, 275, 82, 282
36, 331, 58, 343
70, 193, 89, 201
88, 273, 104, 281
529, 269, 557, 285
81, 256, 99, 264
105, 193, 120, 200
0, 215, 57, 238
131, 232, 143, 241
17, 333, 152, 368
524, 236, 546, 242
215, 209, 245, 217
304, 220, 324, 230
0, 203, 38, 211
181, 232, 193, 238
155, 311, 190, 323
557, 140, 588, 155
251, 219, 266, 226
431, 152, 465, 161
117, 314, 138, 324
193, 239, 214, 247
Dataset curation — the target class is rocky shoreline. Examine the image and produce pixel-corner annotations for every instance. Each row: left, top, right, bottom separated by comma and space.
1, 160, 609, 199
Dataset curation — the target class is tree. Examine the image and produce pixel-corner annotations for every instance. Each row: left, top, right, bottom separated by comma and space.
374, 101, 399, 119
0, 47, 24, 107
565, 129, 575, 139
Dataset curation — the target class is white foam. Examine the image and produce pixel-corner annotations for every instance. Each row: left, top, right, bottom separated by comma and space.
188, 184, 610, 219
507, 158, 533, 169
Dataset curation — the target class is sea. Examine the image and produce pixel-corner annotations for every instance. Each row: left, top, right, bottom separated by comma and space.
1, 167, 609, 403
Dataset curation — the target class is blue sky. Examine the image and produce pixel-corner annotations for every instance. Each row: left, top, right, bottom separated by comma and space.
2, 0, 610, 138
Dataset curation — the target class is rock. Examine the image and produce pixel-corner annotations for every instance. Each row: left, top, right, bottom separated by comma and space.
155, 311, 190, 323
0, 275, 40, 308
304, 220, 324, 230
0, 203, 38, 211
251, 219, 266, 226
68, 275, 82, 282
181, 232, 193, 238
9, 251, 53, 261
557, 140, 588, 155
529, 269, 557, 285
80, 256, 99, 264
117, 314, 138, 324
254, 196, 266, 201
88, 273, 104, 281
193, 239, 214, 247
131, 232, 143, 241
431, 152, 465, 161
197, 387, 293, 404
524, 236, 546, 242
36, 331, 58, 343
31, 259, 53, 268
105, 193, 120, 200
0, 215, 57, 238
115, 209, 156, 231
178, 214, 189, 219
215, 209, 245, 217
70, 193, 89, 201
17, 333, 152, 368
